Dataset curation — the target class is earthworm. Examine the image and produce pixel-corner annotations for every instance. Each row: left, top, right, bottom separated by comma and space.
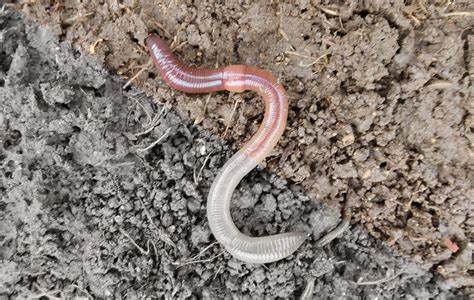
146, 34, 307, 263
315, 207, 351, 247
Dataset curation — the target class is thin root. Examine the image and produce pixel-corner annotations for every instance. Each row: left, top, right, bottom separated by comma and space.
193, 149, 215, 184
299, 53, 329, 67
355, 271, 403, 286
172, 41, 188, 51
154, 21, 172, 38
300, 277, 316, 300
137, 197, 176, 248
316, 207, 352, 247
223, 96, 241, 138
136, 127, 171, 152
191, 242, 219, 261
29, 283, 61, 300
443, 11, 474, 17
175, 252, 224, 268
407, 13, 422, 26
119, 228, 154, 255
123, 60, 153, 89
263, 264, 274, 272
131, 94, 153, 125
285, 51, 329, 67
69, 284, 93, 300
172, 242, 223, 267
194, 93, 213, 125
213, 265, 223, 280
63, 11, 94, 24
135, 105, 168, 137
89, 38, 103, 54
319, 6, 341, 16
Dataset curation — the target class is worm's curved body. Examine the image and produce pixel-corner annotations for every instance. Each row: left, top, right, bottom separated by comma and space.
146, 35, 307, 263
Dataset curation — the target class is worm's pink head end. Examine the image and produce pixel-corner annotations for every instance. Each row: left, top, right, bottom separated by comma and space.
145, 34, 168, 50
145, 34, 172, 56
145, 34, 155, 50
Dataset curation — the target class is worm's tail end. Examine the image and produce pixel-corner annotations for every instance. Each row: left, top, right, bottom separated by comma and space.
224, 231, 308, 264
208, 152, 307, 264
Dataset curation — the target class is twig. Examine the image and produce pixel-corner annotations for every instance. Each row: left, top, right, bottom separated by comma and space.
194, 93, 213, 125
154, 21, 172, 38
285, 51, 316, 60
192, 242, 219, 261
172, 41, 188, 51
131, 94, 153, 126
193, 150, 215, 184
63, 11, 94, 24
299, 277, 316, 300
299, 53, 329, 67
30, 283, 61, 300
135, 105, 168, 137
223, 96, 241, 138
277, 4, 296, 52
426, 80, 452, 90
89, 38, 103, 54
175, 252, 224, 268
319, 6, 341, 16
136, 127, 171, 152
213, 265, 223, 280
416, 0, 429, 15
172, 242, 219, 266
285, 51, 329, 67
123, 60, 153, 89
137, 197, 176, 248
407, 13, 422, 26
316, 207, 352, 247
443, 11, 474, 17
261, 264, 271, 272
119, 228, 154, 255
355, 271, 403, 286
119, 228, 161, 268
69, 284, 93, 300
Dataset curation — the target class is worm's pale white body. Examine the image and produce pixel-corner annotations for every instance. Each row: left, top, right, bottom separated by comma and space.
207, 152, 307, 263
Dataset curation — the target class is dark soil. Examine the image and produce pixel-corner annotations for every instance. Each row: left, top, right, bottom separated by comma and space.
1, 0, 473, 297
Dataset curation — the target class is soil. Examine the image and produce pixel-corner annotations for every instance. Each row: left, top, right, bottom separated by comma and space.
0, 0, 473, 298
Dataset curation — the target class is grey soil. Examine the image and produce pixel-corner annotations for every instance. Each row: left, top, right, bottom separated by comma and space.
1, 1, 473, 298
